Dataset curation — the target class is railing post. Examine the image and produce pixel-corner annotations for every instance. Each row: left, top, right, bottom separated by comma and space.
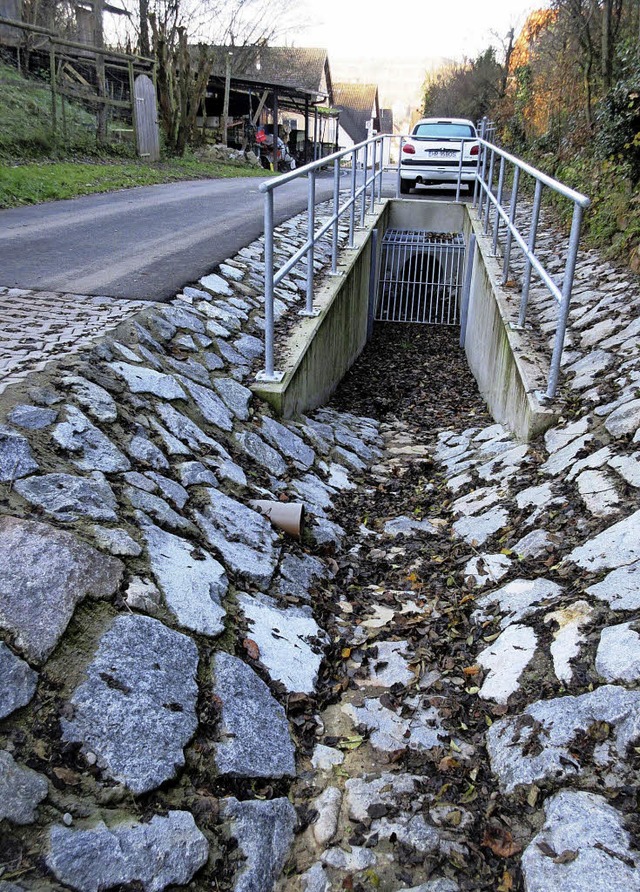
361, 142, 369, 227
349, 147, 357, 248
369, 138, 376, 214
262, 189, 275, 377
474, 120, 487, 207
492, 155, 506, 256
305, 169, 316, 314
456, 138, 464, 203
377, 137, 384, 202
331, 157, 340, 273
477, 132, 489, 215
546, 203, 584, 399
483, 148, 495, 234
518, 179, 543, 326
502, 166, 520, 284
397, 136, 403, 198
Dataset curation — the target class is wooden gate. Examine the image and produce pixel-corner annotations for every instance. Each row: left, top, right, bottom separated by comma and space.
134, 74, 160, 162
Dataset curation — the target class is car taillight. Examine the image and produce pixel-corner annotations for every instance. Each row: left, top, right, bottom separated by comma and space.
402, 143, 416, 154
470, 144, 479, 156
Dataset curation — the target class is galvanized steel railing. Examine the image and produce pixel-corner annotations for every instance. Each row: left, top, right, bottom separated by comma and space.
257, 134, 387, 382
257, 128, 590, 401
472, 135, 591, 399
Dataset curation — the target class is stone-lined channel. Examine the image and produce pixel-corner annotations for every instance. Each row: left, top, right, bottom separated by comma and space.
0, 201, 639, 892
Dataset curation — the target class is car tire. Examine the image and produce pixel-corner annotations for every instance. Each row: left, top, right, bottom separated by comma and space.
400, 180, 412, 195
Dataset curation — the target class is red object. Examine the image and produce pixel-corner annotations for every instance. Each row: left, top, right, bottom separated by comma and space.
256, 128, 267, 144
470, 144, 480, 155
402, 143, 416, 154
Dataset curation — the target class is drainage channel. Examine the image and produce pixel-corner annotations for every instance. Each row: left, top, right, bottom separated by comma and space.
282, 324, 512, 890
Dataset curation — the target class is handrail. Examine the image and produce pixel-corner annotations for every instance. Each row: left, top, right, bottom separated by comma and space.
473, 132, 590, 399
257, 132, 387, 381
257, 127, 590, 402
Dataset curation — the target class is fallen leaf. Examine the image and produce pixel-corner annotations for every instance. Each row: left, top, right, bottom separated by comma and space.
554, 849, 579, 864
53, 767, 81, 786
536, 840, 558, 858
341, 647, 352, 659
482, 826, 522, 858
497, 868, 514, 891
243, 638, 260, 660
463, 665, 480, 676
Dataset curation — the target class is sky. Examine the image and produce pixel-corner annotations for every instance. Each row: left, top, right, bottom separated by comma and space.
291, 0, 543, 62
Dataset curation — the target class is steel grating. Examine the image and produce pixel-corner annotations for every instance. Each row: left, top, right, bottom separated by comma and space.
376, 230, 466, 325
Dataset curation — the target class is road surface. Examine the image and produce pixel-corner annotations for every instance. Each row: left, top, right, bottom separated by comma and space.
0, 174, 337, 302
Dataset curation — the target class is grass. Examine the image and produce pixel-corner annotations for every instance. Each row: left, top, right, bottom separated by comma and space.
0, 156, 268, 208
0, 59, 268, 208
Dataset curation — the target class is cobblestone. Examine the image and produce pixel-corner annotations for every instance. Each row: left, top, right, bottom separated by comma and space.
0, 289, 146, 395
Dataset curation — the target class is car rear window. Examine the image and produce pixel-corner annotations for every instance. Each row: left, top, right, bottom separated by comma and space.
413, 122, 475, 138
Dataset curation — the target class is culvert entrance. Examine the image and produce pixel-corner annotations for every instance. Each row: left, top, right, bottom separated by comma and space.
376, 230, 465, 325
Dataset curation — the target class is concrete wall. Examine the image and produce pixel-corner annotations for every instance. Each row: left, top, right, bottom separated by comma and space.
254, 196, 556, 441
462, 212, 557, 441
253, 202, 390, 417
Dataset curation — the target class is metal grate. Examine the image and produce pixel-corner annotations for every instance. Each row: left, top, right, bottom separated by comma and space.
376, 230, 466, 325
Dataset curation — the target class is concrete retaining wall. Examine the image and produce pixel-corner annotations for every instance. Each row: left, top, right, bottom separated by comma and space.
253, 203, 390, 417
462, 211, 557, 441
255, 195, 555, 441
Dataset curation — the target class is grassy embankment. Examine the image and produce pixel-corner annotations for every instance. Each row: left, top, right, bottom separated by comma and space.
0, 60, 266, 208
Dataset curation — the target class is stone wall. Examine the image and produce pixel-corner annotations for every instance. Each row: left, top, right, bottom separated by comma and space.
0, 210, 383, 891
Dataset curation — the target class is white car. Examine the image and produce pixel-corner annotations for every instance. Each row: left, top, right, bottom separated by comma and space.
400, 117, 479, 195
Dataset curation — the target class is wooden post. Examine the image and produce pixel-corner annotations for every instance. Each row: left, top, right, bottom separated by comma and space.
93, 0, 107, 144
222, 51, 232, 146
128, 60, 139, 154
49, 43, 57, 136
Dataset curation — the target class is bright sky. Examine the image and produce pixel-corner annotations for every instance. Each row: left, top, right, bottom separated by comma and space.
292, 0, 542, 62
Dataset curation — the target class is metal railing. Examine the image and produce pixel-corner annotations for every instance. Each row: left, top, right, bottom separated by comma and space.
257, 133, 387, 381
472, 136, 590, 399
257, 127, 590, 402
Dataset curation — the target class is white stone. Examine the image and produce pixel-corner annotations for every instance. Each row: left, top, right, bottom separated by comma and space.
567, 509, 640, 570
596, 622, 640, 682
513, 529, 555, 558
605, 398, 640, 438
311, 745, 344, 771
312, 787, 342, 846
516, 482, 555, 509
566, 446, 614, 482
464, 553, 511, 587
360, 640, 414, 688
142, 519, 227, 636
452, 507, 508, 545
586, 562, 640, 610
200, 273, 234, 296
544, 600, 594, 684
477, 625, 537, 704
521, 790, 640, 892
383, 516, 436, 537
544, 417, 590, 454
541, 434, 594, 475
452, 486, 500, 517
474, 577, 563, 628
343, 697, 447, 753
322, 846, 376, 871
609, 452, 640, 487
237, 592, 325, 693
576, 469, 620, 516
108, 363, 186, 400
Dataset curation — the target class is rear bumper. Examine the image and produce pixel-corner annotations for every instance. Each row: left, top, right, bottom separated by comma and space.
400, 161, 478, 184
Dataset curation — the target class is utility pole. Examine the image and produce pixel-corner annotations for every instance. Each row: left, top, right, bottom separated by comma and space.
222, 51, 232, 147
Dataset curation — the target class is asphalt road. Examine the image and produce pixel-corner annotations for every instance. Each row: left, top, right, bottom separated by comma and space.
0, 169, 468, 303
0, 173, 338, 302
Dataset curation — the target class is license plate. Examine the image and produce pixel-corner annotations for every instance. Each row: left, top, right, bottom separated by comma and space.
427, 149, 457, 158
